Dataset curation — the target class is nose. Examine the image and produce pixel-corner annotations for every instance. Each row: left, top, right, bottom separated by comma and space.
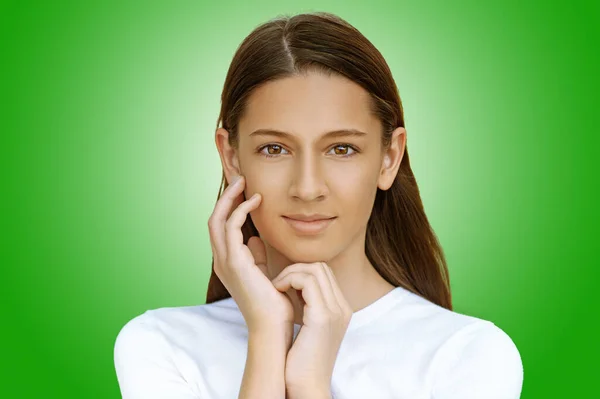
288, 152, 328, 201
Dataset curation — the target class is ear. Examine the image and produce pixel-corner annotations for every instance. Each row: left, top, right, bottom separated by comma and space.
215, 127, 242, 184
377, 127, 406, 191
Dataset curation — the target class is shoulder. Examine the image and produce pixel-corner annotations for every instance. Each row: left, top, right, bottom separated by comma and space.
114, 299, 242, 365
114, 297, 242, 354
390, 288, 500, 339
113, 308, 182, 374
388, 289, 523, 398
113, 298, 243, 398
113, 310, 180, 398
430, 318, 523, 398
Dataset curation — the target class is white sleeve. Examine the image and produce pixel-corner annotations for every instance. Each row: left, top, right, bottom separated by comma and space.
114, 313, 200, 399
431, 322, 523, 399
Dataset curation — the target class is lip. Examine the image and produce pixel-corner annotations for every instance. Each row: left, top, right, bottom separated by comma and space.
282, 216, 337, 235
283, 213, 335, 222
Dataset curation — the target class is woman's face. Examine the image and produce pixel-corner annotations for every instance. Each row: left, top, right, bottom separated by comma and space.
218, 72, 405, 264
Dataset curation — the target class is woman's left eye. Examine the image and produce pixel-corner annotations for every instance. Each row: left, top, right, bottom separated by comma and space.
329, 144, 357, 157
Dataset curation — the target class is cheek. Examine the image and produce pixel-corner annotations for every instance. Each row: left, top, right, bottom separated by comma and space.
335, 172, 376, 203
336, 175, 379, 226
246, 187, 278, 233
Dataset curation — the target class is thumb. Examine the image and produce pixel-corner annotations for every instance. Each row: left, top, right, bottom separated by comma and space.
247, 236, 268, 277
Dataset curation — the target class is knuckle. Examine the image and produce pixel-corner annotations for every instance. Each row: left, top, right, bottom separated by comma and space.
208, 216, 220, 230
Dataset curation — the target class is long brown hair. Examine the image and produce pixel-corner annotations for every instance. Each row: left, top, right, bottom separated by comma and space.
206, 12, 452, 310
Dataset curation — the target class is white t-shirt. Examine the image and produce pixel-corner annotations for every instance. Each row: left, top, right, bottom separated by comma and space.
114, 286, 523, 399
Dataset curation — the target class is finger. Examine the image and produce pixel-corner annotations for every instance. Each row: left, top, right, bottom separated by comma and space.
225, 192, 262, 265
216, 184, 246, 259
317, 262, 343, 312
321, 262, 352, 314
208, 176, 247, 260
272, 272, 327, 310
228, 192, 246, 220
272, 263, 337, 311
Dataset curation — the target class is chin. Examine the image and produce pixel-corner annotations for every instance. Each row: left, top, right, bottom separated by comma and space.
278, 239, 341, 264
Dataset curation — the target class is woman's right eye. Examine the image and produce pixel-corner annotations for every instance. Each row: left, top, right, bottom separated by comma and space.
258, 144, 289, 158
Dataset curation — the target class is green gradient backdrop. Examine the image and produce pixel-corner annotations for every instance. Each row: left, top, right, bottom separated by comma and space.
2, 1, 598, 398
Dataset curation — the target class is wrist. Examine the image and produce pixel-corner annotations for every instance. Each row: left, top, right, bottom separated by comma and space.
286, 384, 331, 399
248, 319, 292, 335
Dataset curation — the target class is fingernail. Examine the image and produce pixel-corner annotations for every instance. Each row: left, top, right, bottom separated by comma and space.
231, 175, 242, 185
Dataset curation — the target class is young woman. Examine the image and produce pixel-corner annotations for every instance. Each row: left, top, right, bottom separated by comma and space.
114, 11, 523, 399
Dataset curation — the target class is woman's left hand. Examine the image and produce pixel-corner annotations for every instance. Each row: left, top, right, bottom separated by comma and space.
271, 262, 353, 398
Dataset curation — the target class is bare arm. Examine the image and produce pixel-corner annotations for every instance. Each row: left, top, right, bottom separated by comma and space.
238, 326, 293, 399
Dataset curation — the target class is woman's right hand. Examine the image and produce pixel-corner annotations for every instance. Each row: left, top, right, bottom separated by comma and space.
208, 175, 294, 335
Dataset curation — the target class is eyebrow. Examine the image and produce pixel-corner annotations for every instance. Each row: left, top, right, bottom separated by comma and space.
249, 128, 368, 141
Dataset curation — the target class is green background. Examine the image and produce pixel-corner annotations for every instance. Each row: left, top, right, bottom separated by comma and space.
2, 0, 598, 397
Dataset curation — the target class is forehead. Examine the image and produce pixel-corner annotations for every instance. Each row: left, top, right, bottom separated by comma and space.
239, 72, 380, 139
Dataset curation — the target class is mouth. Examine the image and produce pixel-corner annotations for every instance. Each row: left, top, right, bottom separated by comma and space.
282, 216, 337, 235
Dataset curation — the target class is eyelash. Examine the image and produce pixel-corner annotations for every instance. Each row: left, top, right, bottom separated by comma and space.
257, 143, 360, 159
